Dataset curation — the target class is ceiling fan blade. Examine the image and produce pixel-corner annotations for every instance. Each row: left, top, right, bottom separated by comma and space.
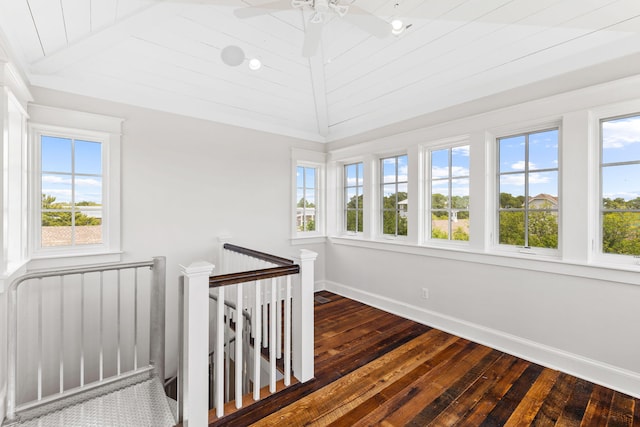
343, 5, 390, 38
233, 0, 292, 19
302, 20, 323, 58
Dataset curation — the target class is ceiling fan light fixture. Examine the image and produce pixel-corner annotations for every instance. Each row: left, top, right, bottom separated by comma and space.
221, 45, 245, 67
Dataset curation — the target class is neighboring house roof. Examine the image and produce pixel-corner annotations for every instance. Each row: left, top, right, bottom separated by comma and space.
529, 193, 558, 207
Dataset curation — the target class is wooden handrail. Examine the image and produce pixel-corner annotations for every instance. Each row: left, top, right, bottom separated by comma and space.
223, 243, 294, 266
209, 265, 299, 288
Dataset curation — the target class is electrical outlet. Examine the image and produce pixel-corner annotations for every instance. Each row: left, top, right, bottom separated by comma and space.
421, 288, 429, 299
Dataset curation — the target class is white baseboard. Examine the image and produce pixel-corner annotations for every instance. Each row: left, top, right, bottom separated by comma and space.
321, 279, 640, 399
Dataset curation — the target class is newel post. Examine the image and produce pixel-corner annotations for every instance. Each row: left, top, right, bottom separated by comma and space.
180, 261, 215, 427
292, 249, 317, 382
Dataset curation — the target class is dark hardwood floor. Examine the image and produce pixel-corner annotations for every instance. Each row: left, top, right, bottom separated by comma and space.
210, 291, 640, 426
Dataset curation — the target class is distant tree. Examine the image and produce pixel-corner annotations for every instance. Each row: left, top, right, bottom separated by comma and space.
382, 192, 408, 236
41, 194, 101, 227
602, 212, 640, 255
499, 211, 525, 246
431, 227, 448, 239
306, 218, 315, 232
431, 193, 447, 209
297, 198, 315, 208
500, 192, 524, 209
346, 195, 363, 232
528, 210, 558, 248
452, 227, 469, 241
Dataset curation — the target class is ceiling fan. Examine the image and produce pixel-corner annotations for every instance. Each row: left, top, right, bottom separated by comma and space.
233, 0, 391, 57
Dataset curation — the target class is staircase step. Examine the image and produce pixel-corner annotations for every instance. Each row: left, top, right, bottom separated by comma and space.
7, 375, 175, 427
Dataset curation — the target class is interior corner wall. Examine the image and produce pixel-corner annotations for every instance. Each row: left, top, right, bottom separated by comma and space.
323, 76, 640, 398
29, 86, 326, 379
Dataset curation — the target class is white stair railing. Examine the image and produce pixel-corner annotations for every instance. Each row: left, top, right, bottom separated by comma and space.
179, 244, 316, 426
4, 257, 167, 425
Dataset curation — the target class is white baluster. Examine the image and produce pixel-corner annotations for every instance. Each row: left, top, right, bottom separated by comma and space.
235, 283, 243, 409
284, 275, 292, 386
252, 280, 262, 401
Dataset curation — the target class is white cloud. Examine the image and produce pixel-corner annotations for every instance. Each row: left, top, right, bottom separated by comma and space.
500, 175, 524, 186
603, 191, 640, 200
76, 178, 102, 187
452, 146, 470, 157
510, 161, 537, 171
432, 166, 449, 179
603, 117, 640, 149
431, 166, 469, 178
42, 175, 71, 185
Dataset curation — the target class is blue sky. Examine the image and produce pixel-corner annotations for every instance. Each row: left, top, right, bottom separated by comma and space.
41, 136, 102, 205
432, 146, 470, 198
296, 166, 316, 205
498, 130, 558, 198
602, 115, 640, 201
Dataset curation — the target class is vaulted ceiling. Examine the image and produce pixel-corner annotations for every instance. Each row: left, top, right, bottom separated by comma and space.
1, 0, 640, 142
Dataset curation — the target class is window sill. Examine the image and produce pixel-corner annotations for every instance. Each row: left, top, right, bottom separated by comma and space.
329, 236, 640, 286
290, 235, 327, 245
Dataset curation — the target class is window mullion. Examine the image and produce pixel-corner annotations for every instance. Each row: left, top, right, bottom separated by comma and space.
524, 134, 530, 247
448, 148, 453, 239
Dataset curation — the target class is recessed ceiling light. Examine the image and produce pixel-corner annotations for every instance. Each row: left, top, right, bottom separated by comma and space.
391, 19, 405, 36
249, 58, 262, 71
221, 45, 245, 67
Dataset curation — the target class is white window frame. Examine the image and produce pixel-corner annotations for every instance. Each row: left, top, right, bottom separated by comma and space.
342, 161, 364, 235
379, 153, 409, 240
28, 105, 122, 266
425, 139, 471, 246
592, 100, 640, 266
493, 123, 561, 257
292, 148, 325, 241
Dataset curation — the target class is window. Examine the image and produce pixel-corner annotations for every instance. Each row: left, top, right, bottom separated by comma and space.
430, 145, 470, 241
497, 129, 559, 249
296, 165, 317, 232
344, 162, 364, 233
29, 105, 122, 262
39, 134, 103, 248
381, 154, 408, 236
600, 113, 640, 256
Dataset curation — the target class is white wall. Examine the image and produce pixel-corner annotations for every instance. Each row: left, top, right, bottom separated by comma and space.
324, 74, 640, 398
27, 86, 327, 379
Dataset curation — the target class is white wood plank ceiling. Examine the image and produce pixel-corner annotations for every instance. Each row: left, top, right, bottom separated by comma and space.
1, 0, 639, 142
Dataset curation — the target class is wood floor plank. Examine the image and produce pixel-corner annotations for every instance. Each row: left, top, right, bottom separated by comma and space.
478, 363, 545, 426
608, 391, 635, 427
453, 357, 531, 426
503, 368, 560, 426
556, 378, 595, 427
580, 385, 614, 427
209, 293, 640, 427
530, 372, 577, 426
429, 354, 520, 426
406, 348, 503, 426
